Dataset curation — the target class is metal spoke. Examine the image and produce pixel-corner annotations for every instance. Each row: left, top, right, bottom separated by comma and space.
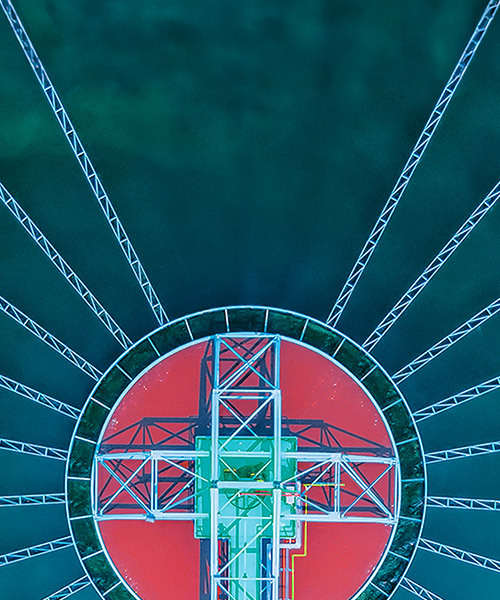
0, 536, 73, 567
0, 295, 102, 380
400, 577, 445, 600
400, 577, 443, 600
419, 538, 500, 573
413, 375, 500, 422
364, 182, 500, 352
326, 0, 500, 326
0, 182, 132, 348
0, 0, 168, 325
425, 441, 500, 464
0, 493, 65, 507
392, 297, 500, 384
0, 437, 68, 461
427, 496, 500, 511
41, 576, 91, 600
0, 372, 80, 419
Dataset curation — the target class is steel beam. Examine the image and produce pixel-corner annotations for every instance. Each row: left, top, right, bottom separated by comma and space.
0, 373, 80, 419
364, 182, 500, 352
413, 375, 500, 422
400, 577, 444, 600
42, 576, 91, 600
0, 536, 73, 567
427, 496, 500, 511
0, 437, 68, 461
425, 441, 500, 464
0, 0, 168, 326
326, 0, 500, 327
0, 493, 65, 507
392, 297, 500, 384
0, 295, 102, 380
419, 538, 500, 573
0, 182, 131, 348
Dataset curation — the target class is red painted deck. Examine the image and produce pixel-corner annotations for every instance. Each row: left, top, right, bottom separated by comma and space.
99, 339, 395, 599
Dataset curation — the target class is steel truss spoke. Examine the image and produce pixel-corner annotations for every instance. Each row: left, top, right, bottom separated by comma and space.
414, 375, 500, 422
42, 576, 91, 600
427, 496, 500, 511
327, 0, 500, 327
0, 536, 73, 567
0, 182, 132, 348
0, 0, 168, 325
400, 577, 445, 600
0, 437, 68, 461
0, 295, 102, 380
0, 493, 65, 507
0, 372, 80, 419
419, 538, 500, 573
364, 182, 500, 352
425, 441, 500, 464
392, 297, 500, 384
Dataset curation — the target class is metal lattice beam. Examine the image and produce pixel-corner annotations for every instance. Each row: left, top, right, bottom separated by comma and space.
42, 576, 91, 600
0, 373, 80, 419
0, 536, 73, 567
0, 493, 65, 507
425, 441, 500, 464
0, 437, 68, 461
427, 496, 500, 511
413, 375, 500, 422
326, 0, 500, 327
392, 297, 500, 384
0, 0, 168, 326
0, 295, 102, 381
364, 182, 500, 352
400, 578, 445, 600
0, 182, 132, 349
419, 538, 500, 573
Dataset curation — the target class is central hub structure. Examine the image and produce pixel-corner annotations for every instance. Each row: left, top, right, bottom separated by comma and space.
66, 307, 425, 600
194, 435, 298, 600
195, 335, 297, 600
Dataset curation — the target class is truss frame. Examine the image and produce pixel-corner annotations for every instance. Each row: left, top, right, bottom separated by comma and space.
419, 538, 500, 573
400, 577, 444, 600
0, 437, 68, 461
0, 372, 80, 419
0, 0, 168, 325
413, 375, 500, 422
0, 295, 102, 380
326, 0, 500, 326
364, 181, 500, 352
426, 496, 500, 511
425, 440, 500, 464
0, 182, 131, 348
0, 493, 65, 507
0, 536, 73, 567
41, 576, 91, 600
393, 297, 500, 384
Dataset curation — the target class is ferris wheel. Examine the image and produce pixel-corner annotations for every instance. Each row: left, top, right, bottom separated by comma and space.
0, 1, 499, 600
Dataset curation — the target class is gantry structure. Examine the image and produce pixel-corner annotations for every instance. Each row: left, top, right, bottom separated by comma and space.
92, 331, 399, 599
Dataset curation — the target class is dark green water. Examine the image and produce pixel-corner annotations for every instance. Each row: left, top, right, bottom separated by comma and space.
0, 1, 499, 598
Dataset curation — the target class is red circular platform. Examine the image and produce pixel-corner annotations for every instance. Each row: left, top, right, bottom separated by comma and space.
97, 339, 396, 600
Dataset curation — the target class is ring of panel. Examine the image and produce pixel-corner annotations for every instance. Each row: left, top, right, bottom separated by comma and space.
66, 306, 426, 600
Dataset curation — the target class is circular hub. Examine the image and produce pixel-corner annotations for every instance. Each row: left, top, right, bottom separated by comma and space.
66, 307, 425, 600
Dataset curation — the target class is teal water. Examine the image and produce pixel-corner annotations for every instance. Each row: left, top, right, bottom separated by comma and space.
0, 1, 499, 598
